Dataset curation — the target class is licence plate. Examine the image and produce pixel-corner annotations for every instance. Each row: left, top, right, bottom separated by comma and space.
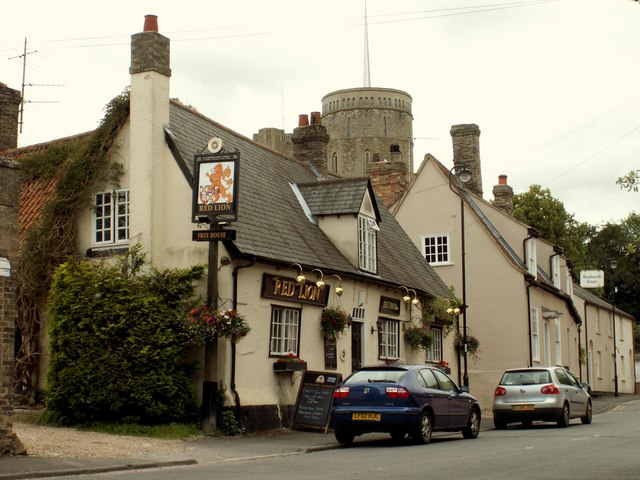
512, 405, 535, 411
352, 412, 381, 421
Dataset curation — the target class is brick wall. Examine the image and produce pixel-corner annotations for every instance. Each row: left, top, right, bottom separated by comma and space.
0, 83, 21, 152
367, 159, 409, 207
0, 159, 21, 455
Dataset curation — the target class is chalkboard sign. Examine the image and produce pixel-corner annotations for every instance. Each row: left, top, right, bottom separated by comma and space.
292, 370, 342, 430
323, 339, 337, 370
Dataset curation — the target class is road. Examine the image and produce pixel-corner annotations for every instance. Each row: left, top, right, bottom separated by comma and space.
45, 400, 640, 480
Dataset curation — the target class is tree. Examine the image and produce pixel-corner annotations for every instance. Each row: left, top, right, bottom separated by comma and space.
513, 185, 595, 269
616, 170, 640, 192
46, 246, 205, 425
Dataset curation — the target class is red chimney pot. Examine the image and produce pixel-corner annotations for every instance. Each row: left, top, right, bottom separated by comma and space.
498, 174, 508, 185
310, 111, 322, 125
143, 15, 159, 32
298, 114, 309, 127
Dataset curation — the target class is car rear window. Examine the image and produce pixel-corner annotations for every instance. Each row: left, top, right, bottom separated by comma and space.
345, 369, 407, 384
501, 370, 551, 385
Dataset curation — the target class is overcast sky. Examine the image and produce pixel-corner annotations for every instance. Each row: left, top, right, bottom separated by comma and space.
2, 0, 639, 226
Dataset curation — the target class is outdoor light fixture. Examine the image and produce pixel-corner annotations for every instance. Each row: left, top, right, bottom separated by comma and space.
408, 289, 420, 306
312, 268, 325, 288
447, 307, 461, 316
330, 274, 344, 297
371, 319, 383, 334
449, 162, 472, 388
289, 263, 306, 285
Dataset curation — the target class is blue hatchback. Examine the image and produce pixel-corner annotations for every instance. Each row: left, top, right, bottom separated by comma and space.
331, 364, 481, 445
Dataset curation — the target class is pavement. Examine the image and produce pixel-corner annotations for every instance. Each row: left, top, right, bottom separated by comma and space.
1, 393, 638, 480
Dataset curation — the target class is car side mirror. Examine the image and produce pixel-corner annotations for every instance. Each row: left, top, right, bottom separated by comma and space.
459, 385, 470, 394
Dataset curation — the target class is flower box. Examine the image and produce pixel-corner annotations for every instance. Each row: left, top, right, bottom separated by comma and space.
273, 361, 308, 372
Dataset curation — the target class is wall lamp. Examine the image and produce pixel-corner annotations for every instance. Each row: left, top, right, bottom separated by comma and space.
447, 307, 461, 316
371, 319, 383, 334
330, 274, 344, 297
289, 263, 306, 285
312, 268, 325, 287
312, 269, 345, 297
398, 286, 420, 306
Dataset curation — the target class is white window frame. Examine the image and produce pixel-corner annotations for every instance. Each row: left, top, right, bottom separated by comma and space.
423, 234, 450, 265
378, 319, 399, 360
358, 214, 378, 274
530, 306, 540, 362
425, 327, 443, 363
270, 305, 301, 356
525, 237, 537, 276
94, 189, 130, 246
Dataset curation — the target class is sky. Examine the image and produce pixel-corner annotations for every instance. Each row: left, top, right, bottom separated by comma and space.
2, 0, 639, 227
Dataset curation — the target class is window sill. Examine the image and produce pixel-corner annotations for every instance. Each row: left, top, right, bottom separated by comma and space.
273, 361, 307, 372
86, 245, 130, 258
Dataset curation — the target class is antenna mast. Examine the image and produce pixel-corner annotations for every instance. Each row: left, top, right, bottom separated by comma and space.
363, 1, 371, 87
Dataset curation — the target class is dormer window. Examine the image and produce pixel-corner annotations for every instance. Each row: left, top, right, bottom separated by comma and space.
358, 214, 378, 273
551, 255, 561, 289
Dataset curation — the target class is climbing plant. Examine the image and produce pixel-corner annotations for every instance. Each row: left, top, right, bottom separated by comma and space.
14, 89, 129, 404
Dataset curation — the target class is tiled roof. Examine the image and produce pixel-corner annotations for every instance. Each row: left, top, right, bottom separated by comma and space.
297, 178, 380, 219
168, 100, 450, 298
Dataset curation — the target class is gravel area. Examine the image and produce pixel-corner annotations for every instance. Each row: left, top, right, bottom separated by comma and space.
12, 421, 195, 459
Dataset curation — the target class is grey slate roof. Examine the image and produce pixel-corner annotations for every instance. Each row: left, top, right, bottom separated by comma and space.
167, 100, 450, 298
297, 178, 381, 220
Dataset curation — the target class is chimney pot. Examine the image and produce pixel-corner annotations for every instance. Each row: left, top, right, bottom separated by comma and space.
498, 174, 507, 185
298, 114, 309, 127
310, 111, 322, 125
143, 14, 158, 32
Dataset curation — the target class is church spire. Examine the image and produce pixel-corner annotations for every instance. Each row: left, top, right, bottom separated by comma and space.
363, 1, 371, 87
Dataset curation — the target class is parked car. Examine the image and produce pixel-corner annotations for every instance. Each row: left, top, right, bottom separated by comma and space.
492, 366, 592, 429
331, 364, 481, 445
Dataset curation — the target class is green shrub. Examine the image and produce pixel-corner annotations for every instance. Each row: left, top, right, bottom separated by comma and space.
45, 246, 204, 426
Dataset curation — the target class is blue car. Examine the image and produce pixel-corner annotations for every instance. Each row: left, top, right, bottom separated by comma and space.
331, 364, 481, 445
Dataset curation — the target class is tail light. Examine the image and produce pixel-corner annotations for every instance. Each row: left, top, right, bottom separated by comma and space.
385, 386, 410, 399
494, 386, 506, 397
540, 384, 560, 395
333, 386, 350, 399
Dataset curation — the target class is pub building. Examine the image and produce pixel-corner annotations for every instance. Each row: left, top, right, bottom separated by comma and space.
3, 16, 453, 432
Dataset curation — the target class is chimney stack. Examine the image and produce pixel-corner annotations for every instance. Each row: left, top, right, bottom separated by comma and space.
492, 174, 514, 215
130, 15, 171, 76
292, 112, 329, 175
0, 83, 22, 151
451, 123, 483, 197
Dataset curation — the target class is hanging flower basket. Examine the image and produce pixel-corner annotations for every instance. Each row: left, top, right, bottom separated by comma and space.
454, 332, 480, 359
182, 305, 250, 345
320, 307, 351, 340
404, 326, 433, 350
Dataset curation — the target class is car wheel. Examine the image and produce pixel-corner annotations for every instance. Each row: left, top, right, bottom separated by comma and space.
494, 418, 507, 430
581, 400, 593, 425
334, 429, 355, 446
462, 408, 481, 439
411, 411, 433, 444
557, 402, 570, 428
390, 430, 405, 442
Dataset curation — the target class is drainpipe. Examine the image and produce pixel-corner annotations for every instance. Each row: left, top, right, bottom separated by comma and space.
523, 228, 539, 368
231, 258, 256, 429
525, 274, 535, 367
582, 302, 589, 386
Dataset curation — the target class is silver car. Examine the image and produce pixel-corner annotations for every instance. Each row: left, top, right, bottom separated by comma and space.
492, 367, 592, 429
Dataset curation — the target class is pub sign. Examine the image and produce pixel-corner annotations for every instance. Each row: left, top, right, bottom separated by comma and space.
192, 151, 239, 223
261, 273, 329, 307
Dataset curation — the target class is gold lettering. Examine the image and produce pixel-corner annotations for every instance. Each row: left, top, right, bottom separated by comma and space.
273, 279, 283, 295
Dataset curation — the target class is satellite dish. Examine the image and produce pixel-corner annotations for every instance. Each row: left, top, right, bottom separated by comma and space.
207, 137, 223, 153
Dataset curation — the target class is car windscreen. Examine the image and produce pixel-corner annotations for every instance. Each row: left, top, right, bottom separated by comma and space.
501, 370, 551, 385
345, 369, 407, 384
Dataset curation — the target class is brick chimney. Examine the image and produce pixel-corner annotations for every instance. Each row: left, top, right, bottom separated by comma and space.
451, 124, 482, 197
292, 112, 329, 175
492, 174, 514, 215
367, 144, 409, 207
0, 83, 22, 151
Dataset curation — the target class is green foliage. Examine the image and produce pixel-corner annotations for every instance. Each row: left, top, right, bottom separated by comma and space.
617, 169, 640, 192
404, 326, 433, 350
15, 90, 130, 404
45, 247, 205, 426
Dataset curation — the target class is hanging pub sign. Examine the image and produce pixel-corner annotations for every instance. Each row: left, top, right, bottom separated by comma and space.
192, 150, 239, 223
261, 273, 329, 307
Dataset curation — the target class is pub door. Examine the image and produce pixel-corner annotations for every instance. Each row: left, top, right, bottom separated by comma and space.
351, 321, 363, 372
